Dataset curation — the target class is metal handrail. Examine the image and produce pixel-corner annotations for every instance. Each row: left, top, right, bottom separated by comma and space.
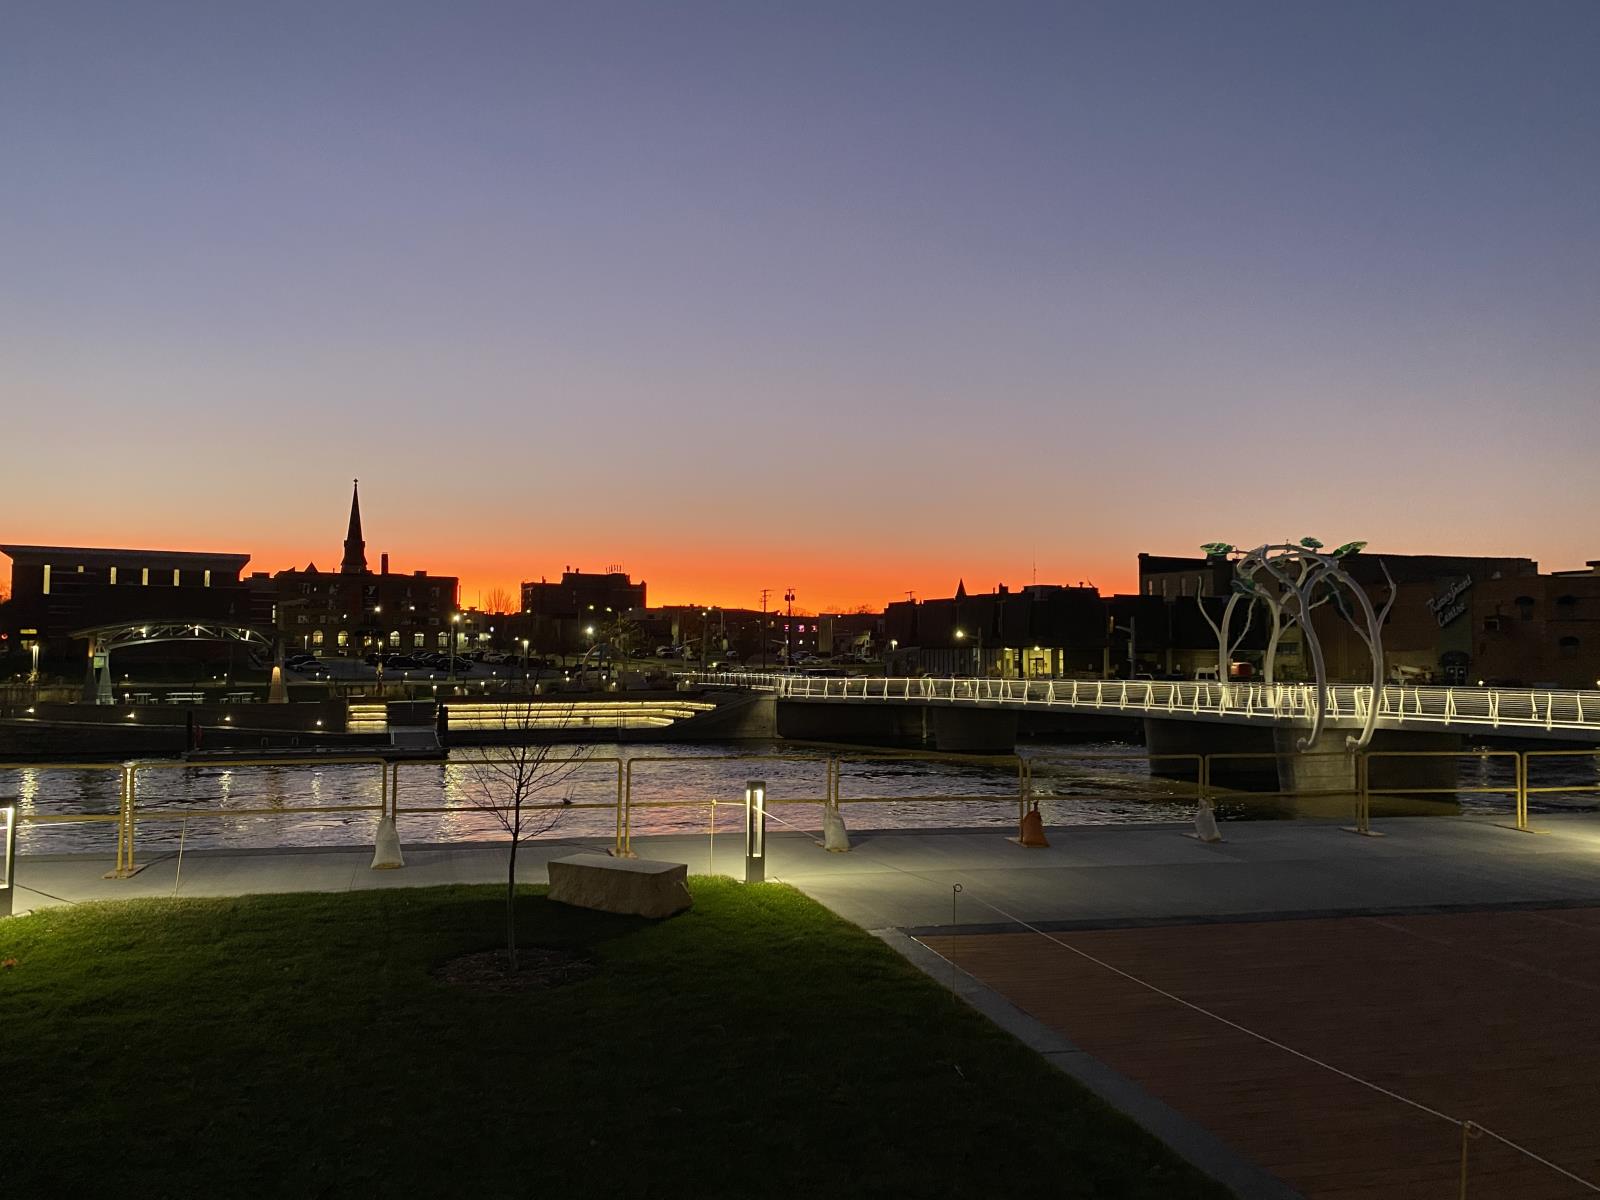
6, 745, 1594, 878
683, 673, 1600, 736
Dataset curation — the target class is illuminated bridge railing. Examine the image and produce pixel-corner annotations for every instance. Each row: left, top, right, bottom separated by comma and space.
684, 673, 1600, 737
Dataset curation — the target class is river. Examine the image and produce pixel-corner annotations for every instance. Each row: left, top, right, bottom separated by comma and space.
6, 740, 1596, 855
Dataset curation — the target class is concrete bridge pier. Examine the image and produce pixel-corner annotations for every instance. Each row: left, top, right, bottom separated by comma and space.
1145, 719, 1464, 817
1274, 728, 1464, 817
929, 706, 1019, 754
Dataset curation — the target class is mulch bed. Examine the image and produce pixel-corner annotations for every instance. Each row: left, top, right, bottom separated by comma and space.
433, 946, 597, 993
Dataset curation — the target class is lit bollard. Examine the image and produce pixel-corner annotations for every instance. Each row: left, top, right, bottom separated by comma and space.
745, 780, 766, 884
1, 804, 17, 918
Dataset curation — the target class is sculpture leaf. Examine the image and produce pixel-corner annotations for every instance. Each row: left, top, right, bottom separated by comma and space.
1200, 542, 1235, 556
1331, 540, 1367, 558
1298, 537, 1324, 550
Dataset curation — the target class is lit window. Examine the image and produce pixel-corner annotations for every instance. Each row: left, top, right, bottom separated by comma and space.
203, 570, 211, 587
110, 566, 118, 585
413, 633, 424, 648
389, 630, 400, 644
437, 633, 448, 648
337, 630, 349, 647
141, 568, 149, 586
312, 630, 324, 646
77, 564, 84, 573
172, 569, 181, 586
42, 564, 51, 595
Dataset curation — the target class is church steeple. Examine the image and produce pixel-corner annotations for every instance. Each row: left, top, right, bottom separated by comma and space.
340, 479, 367, 574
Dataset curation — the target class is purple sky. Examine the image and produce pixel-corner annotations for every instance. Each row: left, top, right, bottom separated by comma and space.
4, 2, 1597, 609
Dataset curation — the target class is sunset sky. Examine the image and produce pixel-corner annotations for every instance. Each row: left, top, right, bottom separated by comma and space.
4, 2, 1598, 612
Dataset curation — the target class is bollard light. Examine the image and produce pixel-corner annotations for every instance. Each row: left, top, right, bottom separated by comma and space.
744, 779, 767, 884
1, 804, 16, 918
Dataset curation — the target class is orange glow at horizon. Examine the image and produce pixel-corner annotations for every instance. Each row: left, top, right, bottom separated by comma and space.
0, 523, 1139, 615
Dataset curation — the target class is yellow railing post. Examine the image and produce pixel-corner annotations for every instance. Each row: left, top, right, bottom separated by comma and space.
1516, 751, 1529, 833
110, 762, 139, 878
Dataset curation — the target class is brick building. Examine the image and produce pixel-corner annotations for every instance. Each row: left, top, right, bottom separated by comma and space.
266, 482, 460, 658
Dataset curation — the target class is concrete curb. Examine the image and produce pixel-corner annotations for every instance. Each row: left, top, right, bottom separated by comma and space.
876, 927, 1302, 1200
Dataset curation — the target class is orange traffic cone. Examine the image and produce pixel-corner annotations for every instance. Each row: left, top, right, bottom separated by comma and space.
1018, 804, 1049, 848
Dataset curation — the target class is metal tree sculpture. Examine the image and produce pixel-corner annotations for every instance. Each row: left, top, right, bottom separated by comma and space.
1198, 540, 1395, 751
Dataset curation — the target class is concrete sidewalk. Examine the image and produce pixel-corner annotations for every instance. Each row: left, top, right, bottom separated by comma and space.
15, 814, 1600, 930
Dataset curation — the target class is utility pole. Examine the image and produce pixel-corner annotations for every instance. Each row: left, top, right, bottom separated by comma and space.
759, 588, 772, 670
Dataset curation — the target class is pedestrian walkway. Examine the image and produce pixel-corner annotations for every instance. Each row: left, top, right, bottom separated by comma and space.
14, 814, 1600, 926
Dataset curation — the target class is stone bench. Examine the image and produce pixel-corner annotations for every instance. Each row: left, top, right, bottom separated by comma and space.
546, 854, 691, 919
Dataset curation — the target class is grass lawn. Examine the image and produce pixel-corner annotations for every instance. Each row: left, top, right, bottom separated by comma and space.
1, 880, 1230, 1198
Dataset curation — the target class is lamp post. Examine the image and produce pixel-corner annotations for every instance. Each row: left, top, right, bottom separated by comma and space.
521, 637, 531, 691
783, 588, 795, 665
955, 626, 982, 677
372, 605, 384, 696
760, 588, 770, 671
449, 613, 460, 683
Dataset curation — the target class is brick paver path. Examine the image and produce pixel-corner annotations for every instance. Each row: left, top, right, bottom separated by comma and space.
925, 908, 1600, 1198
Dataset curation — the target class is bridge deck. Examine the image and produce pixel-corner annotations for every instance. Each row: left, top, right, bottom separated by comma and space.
691, 672, 1600, 740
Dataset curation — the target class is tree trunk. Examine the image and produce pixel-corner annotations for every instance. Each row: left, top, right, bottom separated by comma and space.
506, 829, 520, 973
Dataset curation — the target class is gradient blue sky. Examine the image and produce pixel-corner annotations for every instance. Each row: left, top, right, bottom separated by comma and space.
4, 1, 1597, 610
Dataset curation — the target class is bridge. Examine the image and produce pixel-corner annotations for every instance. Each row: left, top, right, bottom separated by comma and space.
72, 620, 279, 704
687, 672, 1600, 743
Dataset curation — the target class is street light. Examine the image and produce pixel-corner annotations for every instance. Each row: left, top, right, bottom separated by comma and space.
449, 614, 461, 682
783, 588, 795, 665
522, 638, 531, 690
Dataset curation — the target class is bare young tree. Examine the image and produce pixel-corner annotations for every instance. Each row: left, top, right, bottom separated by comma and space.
482, 586, 516, 615
453, 691, 592, 971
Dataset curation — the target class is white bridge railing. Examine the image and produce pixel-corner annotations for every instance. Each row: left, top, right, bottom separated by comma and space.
685, 673, 1600, 737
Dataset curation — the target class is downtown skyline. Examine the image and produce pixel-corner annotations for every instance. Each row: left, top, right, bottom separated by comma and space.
5, 2, 1598, 610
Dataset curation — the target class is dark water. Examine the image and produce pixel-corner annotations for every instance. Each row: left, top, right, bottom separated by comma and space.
5, 741, 1595, 856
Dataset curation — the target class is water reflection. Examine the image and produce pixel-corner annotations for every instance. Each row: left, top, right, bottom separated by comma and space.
7, 741, 1597, 855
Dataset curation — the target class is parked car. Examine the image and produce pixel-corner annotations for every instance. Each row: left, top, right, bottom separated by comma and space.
655, 645, 678, 658
384, 655, 420, 670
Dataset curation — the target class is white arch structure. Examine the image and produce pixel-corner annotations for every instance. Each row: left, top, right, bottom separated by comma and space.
1200, 540, 1394, 751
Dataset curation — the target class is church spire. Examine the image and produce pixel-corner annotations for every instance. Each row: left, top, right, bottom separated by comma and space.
340, 479, 367, 574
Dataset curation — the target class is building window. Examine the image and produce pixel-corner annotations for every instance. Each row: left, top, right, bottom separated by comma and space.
413, 632, 425, 648
1556, 595, 1577, 616
203, 569, 211, 587
41, 564, 51, 595
141, 567, 150, 586
437, 632, 449, 649
337, 630, 349, 648
109, 566, 118, 585
1559, 636, 1580, 660
312, 630, 324, 647
1515, 596, 1535, 621
172, 569, 181, 586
